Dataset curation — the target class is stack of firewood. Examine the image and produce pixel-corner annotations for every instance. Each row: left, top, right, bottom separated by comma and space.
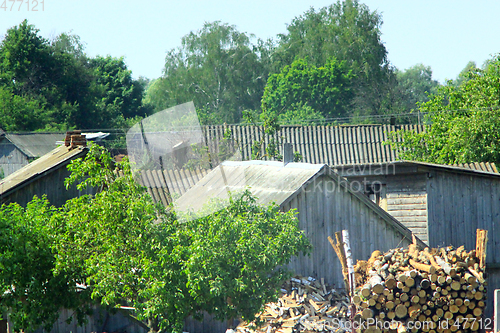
236, 276, 350, 333
353, 232, 488, 332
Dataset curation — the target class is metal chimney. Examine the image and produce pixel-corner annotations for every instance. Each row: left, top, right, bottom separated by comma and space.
283, 143, 293, 166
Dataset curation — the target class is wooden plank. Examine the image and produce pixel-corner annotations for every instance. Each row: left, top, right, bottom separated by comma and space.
388, 210, 427, 217
387, 196, 427, 205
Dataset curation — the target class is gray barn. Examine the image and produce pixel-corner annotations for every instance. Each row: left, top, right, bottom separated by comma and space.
0, 132, 65, 177
176, 160, 422, 285
0, 144, 93, 207
334, 160, 500, 318
173, 160, 423, 332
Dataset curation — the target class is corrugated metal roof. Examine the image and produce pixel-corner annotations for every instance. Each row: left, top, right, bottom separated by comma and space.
171, 160, 425, 247
174, 161, 326, 213
203, 124, 425, 166
4, 133, 66, 158
0, 145, 88, 197
135, 168, 210, 206
333, 160, 500, 177
452, 162, 498, 173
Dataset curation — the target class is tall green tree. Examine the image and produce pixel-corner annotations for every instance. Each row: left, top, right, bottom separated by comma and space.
273, 0, 395, 117
0, 197, 91, 332
53, 145, 311, 332
0, 21, 149, 131
389, 54, 500, 164
395, 63, 440, 111
147, 21, 268, 124
88, 56, 149, 128
261, 57, 353, 121
453, 60, 476, 87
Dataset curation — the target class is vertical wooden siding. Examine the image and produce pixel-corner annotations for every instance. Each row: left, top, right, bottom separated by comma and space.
0, 163, 95, 207
0, 142, 29, 177
427, 171, 500, 318
427, 172, 500, 262
282, 175, 412, 287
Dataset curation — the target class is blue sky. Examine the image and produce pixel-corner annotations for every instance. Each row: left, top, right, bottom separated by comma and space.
1, 0, 499, 83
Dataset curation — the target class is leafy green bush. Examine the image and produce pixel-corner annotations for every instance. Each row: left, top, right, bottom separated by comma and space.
1, 144, 310, 332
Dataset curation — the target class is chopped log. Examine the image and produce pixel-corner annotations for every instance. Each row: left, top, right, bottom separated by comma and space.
475, 229, 488, 270
395, 304, 408, 318
368, 272, 384, 295
410, 258, 436, 274
362, 308, 374, 319
468, 266, 485, 284
435, 256, 456, 277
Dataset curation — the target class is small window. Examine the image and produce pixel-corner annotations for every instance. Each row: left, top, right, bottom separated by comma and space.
364, 183, 387, 211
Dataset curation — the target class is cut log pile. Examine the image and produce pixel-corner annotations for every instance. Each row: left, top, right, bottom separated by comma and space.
353, 235, 488, 332
236, 276, 350, 333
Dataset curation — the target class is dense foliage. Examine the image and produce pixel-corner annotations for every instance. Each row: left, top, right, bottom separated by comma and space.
389, 54, 500, 164
144, 0, 442, 125
0, 144, 311, 332
0, 20, 151, 131
271, 0, 397, 117
144, 21, 269, 125
0, 198, 91, 332
1, 1, 448, 129
261, 58, 353, 122
395, 64, 440, 111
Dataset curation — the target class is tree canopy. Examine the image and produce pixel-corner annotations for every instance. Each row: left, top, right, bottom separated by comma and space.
395, 64, 440, 111
272, 0, 396, 117
389, 54, 500, 164
261, 57, 353, 122
0, 20, 150, 132
145, 21, 268, 125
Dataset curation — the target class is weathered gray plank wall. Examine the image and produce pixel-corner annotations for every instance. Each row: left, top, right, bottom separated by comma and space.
427, 171, 500, 319
34, 307, 147, 333
0, 163, 95, 207
427, 171, 499, 261
282, 174, 413, 288
385, 174, 428, 243
0, 141, 29, 177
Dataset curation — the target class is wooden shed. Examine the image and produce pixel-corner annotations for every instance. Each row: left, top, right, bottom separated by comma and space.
173, 160, 424, 332
0, 131, 110, 178
0, 132, 65, 177
176, 160, 423, 285
334, 160, 500, 318
0, 144, 93, 207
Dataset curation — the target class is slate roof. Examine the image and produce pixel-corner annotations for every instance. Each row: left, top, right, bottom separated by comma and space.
1, 132, 110, 159
135, 168, 209, 206
174, 161, 326, 211
333, 160, 500, 178
452, 162, 498, 173
203, 124, 426, 166
172, 160, 426, 248
1, 133, 66, 158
